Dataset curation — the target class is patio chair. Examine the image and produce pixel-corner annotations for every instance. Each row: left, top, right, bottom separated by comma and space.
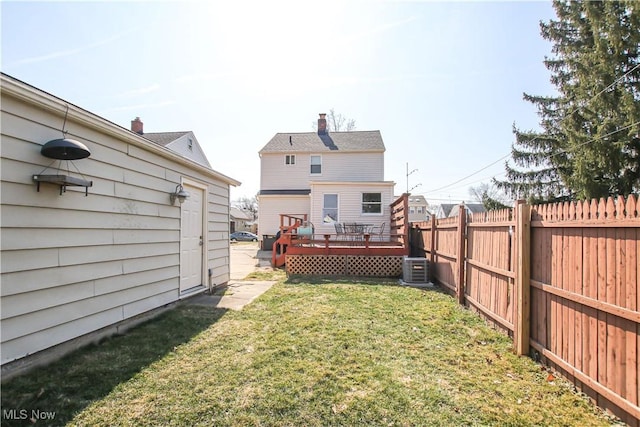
334, 222, 346, 240
369, 222, 386, 241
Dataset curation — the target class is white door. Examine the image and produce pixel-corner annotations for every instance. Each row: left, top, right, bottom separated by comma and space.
180, 183, 204, 293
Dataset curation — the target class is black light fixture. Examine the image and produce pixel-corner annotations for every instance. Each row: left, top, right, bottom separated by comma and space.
170, 184, 189, 205
41, 104, 91, 160
33, 104, 93, 195
41, 137, 90, 160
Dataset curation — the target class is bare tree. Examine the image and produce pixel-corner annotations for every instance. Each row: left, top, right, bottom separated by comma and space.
232, 195, 258, 220
311, 108, 356, 132
468, 183, 511, 211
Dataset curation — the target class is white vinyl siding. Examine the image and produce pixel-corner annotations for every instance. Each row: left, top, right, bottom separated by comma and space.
257, 194, 310, 237
0, 84, 236, 366
163, 132, 211, 168
260, 151, 384, 191
309, 182, 394, 237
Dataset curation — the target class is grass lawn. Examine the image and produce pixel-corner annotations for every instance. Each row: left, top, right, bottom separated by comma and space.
1, 277, 618, 426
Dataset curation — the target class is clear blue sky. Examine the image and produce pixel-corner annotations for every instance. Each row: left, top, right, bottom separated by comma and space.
1, 1, 556, 205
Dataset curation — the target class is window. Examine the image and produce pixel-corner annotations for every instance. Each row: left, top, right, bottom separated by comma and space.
323, 194, 338, 222
410, 207, 415, 214
362, 193, 382, 214
310, 155, 321, 174
285, 154, 296, 165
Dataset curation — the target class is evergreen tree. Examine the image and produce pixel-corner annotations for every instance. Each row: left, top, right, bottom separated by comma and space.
496, 0, 640, 201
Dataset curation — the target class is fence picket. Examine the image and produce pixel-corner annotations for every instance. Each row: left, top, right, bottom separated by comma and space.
410, 195, 639, 424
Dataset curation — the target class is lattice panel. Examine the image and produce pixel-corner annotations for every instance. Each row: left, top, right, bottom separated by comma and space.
286, 255, 347, 276
347, 256, 403, 277
285, 255, 403, 277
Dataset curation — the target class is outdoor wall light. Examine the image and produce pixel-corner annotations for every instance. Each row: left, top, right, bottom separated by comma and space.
33, 104, 93, 196
170, 184, 189, 205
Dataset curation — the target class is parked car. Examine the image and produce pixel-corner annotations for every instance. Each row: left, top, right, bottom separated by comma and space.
230, 231, 258, 242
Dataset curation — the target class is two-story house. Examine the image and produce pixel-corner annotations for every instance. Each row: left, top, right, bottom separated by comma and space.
258, 114, 395, 244
406, 195, 430, 222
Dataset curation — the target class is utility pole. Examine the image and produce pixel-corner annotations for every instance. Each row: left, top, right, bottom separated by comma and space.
406, 162, 421, 194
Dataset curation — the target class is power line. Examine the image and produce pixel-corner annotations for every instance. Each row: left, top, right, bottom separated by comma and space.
421, 62, 640, 195
553, 120, 640, 158
422, 154, 509, 194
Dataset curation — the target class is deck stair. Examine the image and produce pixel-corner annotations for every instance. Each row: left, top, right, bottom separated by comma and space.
272, 214, 307, 267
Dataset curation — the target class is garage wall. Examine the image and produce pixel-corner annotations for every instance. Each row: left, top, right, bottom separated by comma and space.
0, 75, 237, 367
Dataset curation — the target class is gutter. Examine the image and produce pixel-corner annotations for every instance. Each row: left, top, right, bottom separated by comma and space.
1, 73, 241, 187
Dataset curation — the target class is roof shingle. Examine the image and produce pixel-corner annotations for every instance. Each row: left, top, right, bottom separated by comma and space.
259, 131, 385, 153
143, 131, 190, 147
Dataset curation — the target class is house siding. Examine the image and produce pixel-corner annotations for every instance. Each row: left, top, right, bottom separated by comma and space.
260, 151, 384, 191
164, 132, 212, 168
309, 182, 395, 238
257, 194, 310, 237
0, 77, 237, 367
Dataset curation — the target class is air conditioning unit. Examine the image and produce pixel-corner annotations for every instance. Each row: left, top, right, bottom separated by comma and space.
403, 257, 429, 283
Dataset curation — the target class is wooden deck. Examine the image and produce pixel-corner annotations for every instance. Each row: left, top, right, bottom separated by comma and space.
285, 235, 407, 256
272, 195, 411, 270
278, 235, 407, 277
272, 233, 408, 268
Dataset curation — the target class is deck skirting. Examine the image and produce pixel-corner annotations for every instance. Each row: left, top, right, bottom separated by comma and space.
285, 254, 403, 277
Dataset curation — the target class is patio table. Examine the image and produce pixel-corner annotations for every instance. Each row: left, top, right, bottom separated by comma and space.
342, 223, 373, 242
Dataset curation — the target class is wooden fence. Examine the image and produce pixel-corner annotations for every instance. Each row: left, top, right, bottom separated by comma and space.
410, 196, 639, 426
389, 193, 410, 246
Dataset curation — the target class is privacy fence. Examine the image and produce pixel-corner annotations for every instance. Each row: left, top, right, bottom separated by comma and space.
410, 195, 639, 426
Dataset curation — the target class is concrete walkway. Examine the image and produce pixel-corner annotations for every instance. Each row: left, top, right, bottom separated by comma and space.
188, 243, 277, 310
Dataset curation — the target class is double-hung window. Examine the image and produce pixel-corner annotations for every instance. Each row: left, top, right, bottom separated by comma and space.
323, 194, 338, 222
362, 193, 382, 214
310, 155, 321, 174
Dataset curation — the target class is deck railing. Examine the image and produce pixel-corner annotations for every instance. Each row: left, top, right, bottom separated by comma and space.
272, 194, 410, 267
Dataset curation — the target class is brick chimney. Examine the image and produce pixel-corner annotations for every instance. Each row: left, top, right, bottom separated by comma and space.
131, 117, 143, 135
317, 113, 327, 135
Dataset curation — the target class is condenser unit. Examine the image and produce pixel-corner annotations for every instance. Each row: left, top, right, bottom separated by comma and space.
402, 257, 429, 284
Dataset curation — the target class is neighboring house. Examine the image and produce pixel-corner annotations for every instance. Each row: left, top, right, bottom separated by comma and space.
405, 194, 430, 222
258, 114, 395, 241
434, 202, 486, 219
433, 203, 456, 219
131, 117, 212, 168
0, 73, 240, 378
230, 206, 252, 233
448, 203, 486, 218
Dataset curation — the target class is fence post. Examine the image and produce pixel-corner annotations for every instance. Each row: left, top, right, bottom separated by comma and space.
402, 193, 410, 254
456, 204, 466, 305
429, 215, 436, 282
515, 201, 531, 356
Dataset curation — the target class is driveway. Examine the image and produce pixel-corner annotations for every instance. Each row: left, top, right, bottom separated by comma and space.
188, 242, 276, 310
230, 242, 270, 280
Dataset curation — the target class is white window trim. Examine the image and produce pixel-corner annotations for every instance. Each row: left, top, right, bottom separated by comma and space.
323, 193, 339, 223
361, 192, 383, 216
285, 154, 296, 165
310, 155, 322, 175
